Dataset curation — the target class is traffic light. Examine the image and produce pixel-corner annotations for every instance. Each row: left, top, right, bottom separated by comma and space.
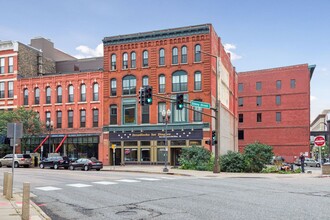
138, 88, 145, 106
145, 86, 153, 105
176, 94, 184, 110
212, 130, 217, 145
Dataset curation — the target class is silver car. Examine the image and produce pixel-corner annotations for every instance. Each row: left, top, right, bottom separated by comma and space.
0, 154, 32, 168
304, 158, 320, 167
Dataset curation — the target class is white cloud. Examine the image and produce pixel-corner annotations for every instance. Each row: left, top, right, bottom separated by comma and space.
223, 43, 242, 61
74, 43, 103, 58
310, 95, 317, 101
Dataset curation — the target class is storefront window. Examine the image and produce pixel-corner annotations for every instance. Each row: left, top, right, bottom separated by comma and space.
157, 148, 166, 162
189, 140, 202, 146
140, 148, 150, 162
171, 140, 186, 146
124, 148, 138, 161
140, 141, 150, 146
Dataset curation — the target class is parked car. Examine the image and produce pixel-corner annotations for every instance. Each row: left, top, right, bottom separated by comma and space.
295, 158, 320, 167
69, 158, 103, 171
0, 154, 32, 168
39, 156, 70, 169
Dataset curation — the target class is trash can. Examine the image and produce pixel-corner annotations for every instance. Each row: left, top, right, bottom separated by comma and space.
322, 163, 330, 175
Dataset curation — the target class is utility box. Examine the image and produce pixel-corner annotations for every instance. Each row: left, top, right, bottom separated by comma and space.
322, 163, 330, 175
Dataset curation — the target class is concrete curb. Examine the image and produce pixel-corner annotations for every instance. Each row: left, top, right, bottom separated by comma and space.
15, 193, 51, 220
103, 169, 192, 176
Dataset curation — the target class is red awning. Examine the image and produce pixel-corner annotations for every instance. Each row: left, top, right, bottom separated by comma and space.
33, 135, 49, 153
55, 135, 68, 153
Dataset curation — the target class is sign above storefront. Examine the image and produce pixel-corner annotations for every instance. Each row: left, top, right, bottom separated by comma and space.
109, 129, 203, 141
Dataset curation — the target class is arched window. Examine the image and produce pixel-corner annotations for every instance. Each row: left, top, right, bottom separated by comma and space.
122, 53, 128, 69
159, 48, 165, 65
172, 47, 178, 64
110, 78, 117, 96
57, 86, 62, 103
142, 50, 148, 67
172, 70, 187, 92
34, 88, 40, 104
131, 52, 136, 68
111, 54, 116, 70
142, 76, 149, 86
110, 105, 117, 125
122, 75, 136, 95
181, 46, 187, 63
194, 44, 201, 62
23, 89, 28, 105
159, 74, 165, 93
80, 84, 86, 102
68, 85, 74, 103
46, 87, 51, 104
93, 83, 99, 101
93, 109, 99, 127
194, 71, 202, 90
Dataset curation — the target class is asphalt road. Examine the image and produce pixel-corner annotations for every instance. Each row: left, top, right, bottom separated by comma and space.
1, 167, 330, 220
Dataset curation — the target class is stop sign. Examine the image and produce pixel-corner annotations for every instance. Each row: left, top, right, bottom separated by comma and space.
314, 136, 325, 146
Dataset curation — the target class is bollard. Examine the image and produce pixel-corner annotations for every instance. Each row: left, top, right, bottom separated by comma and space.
3, 172, 8, 196
22, 182, 30, 220
6, 172, 13, 200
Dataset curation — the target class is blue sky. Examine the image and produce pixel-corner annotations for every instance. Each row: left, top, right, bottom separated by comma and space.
1, 0, 329, 122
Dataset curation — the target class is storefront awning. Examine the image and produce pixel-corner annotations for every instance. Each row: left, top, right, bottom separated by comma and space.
55, 135, 68, 153
33, 135, 49, 153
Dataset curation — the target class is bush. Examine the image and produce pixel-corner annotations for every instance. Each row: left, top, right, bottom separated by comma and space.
220, 151, 246, 172
244, 142, 274, 173
179, 146, 212, 171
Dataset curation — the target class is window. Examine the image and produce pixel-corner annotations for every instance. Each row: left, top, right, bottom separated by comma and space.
45, 111, 51, 123
111, 54, 116, 70
158, 102, 166, 123
257, 113, 262, 122
159, 74, 165, 93
8, 57, 13, 73
141, 148, 150, 162
80, 84, 86, 102
122, 75, 136, 95
141, 105, 149, 124
23, 89, 28, 105
238, 130, 244, 140
238, 97, 243, 107
159, 48, 165, 65
276, 95, 281, 105
8, 81, 13, 98
172, 47, 178, 64
110, 105, 117, 125
181, 46, 187, 63
45, 87, 51, 104
68, 110, 74, 128
110, 79, 117, 96
172, 70, 187, 92
80, 110, 86, 127
34, 88, 40, 104
194, 71, 201, 90
122, 53, 128, 69
257, 96, 262, 106
142, 50, 148, 67
238, 83, 243, 92
93, 83, 99, 101
290, 79, 296, 88
131, 52, 136, 68
239, 114, 243, 123
256, 82, 262, 90
56, 111, 62, 128
123, 103, 136, 124
276, 80, 281, 89
142, 76, 149, 86
68, 85, 74, 102
93, 109, 99, 127
0, 58, 4, 74
0, 82, 4, 98
276, 112, 281, 122
57, 86, 62, 103
194, 44, 201, 62
193, 100, 202, 122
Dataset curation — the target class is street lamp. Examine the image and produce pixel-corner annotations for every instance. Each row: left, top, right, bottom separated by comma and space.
162, 109, 171, 172
46, 120, 54, 157
198, 50, 221, 173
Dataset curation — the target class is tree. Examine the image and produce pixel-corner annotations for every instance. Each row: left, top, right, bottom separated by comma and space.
244, 142, 274, 172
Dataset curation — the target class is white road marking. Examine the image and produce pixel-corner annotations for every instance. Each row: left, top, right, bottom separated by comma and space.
92, 181, 118, 185
160, 177, 177, 180
35, 186, 62, 191
66, 183, 92, 188
116, 179, 141, 183
136, 178, 161, 181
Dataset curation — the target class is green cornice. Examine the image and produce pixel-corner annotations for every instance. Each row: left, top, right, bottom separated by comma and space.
103, 24, 210, 46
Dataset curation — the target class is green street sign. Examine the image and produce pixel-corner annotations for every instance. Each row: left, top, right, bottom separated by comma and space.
190, 100, 211, 109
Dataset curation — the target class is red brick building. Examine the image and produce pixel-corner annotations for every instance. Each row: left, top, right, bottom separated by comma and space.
237, 64, 315, 162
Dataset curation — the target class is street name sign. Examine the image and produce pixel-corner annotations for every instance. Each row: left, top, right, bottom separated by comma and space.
190, 100, 210, 109
314, 136, 325, 147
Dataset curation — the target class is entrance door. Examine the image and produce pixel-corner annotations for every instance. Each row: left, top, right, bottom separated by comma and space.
115, 148, 121, 165
171, 148, 182, 167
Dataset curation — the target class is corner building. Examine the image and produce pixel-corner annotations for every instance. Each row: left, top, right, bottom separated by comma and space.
237, 64, 315, 162
102, 24, 238, 165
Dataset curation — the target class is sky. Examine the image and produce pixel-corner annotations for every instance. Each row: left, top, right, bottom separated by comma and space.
1, 0, 329, 122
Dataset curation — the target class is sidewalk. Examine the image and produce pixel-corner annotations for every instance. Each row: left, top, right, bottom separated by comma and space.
0, 188, 50, 220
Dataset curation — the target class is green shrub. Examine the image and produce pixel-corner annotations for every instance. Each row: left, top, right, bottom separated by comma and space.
220, 151, 246, 172
261, 166, 278, 173
244, 142, 274, 173
179, 146, 212, 171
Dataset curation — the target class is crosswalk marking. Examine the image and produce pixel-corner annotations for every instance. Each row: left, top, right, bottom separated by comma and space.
160, 177, 177, 180
136, 178, 161, 181
66, 183, 92, 188
93, 181, 118, 185
116, 179, 141, 183
35, 186, 62, 191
